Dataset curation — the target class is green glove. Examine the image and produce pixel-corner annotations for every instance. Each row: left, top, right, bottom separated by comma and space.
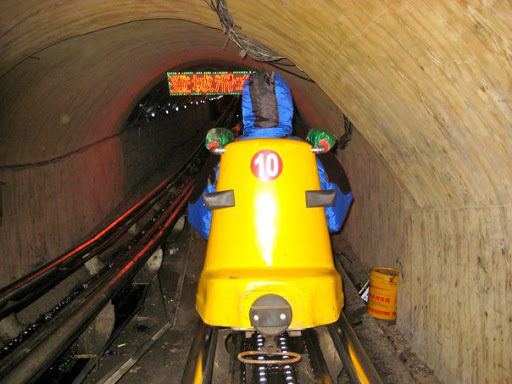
205, 128, 234, 150
306, 128, 336, 151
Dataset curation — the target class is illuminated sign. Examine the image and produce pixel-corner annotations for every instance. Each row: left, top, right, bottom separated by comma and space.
166, 71, 253, 96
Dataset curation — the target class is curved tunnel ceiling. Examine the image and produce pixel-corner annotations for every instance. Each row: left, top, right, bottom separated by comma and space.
0, 18, 337, 165
1, 2, 511, 383
2, 1, 510, 209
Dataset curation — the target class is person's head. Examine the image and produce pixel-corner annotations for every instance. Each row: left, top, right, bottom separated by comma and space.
241, 69, 294, 138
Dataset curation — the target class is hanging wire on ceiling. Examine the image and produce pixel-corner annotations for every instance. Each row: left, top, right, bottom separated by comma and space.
204, 1, 351, 148
205, 0, 284, 62
268, 62, 315, 83
205, 0, 315, 82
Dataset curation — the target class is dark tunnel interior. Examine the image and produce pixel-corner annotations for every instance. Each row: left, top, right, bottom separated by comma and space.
120, 64, 313, 204
1, 3, 510, 382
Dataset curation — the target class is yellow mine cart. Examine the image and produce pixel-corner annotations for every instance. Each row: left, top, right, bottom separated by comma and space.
196, 138, 343, 334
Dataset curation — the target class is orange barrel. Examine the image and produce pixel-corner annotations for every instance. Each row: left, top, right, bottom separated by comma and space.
367, 267, 399, 321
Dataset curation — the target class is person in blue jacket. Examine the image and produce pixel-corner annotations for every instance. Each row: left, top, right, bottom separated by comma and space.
188, 69, 352, 239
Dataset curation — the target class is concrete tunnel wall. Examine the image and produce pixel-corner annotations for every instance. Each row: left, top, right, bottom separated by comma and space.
0, 1, 510, 383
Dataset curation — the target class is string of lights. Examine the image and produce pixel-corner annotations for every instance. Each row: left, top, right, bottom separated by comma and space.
142, 94, 225, 121
0, 92, 232, 170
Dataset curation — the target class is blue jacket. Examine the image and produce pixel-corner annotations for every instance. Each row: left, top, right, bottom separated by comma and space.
188, 71, 352, 239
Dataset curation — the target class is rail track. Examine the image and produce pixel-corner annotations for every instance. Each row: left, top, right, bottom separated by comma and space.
0, 142, 207, 383
0, 141, 384, 384
182, 312, 383, 384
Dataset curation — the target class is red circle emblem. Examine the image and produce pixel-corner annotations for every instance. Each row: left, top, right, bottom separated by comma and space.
250, 150, 283, 181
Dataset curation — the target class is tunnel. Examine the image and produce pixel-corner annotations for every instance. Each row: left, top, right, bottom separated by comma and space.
0, 1, 510, 383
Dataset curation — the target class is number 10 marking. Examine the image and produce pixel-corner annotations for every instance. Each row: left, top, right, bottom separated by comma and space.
250, 150, 283, 181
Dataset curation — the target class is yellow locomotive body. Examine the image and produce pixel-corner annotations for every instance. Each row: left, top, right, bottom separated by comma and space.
196, 138, 343, 332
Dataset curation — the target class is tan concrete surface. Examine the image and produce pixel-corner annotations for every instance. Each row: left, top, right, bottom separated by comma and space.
1, 1, 510, 382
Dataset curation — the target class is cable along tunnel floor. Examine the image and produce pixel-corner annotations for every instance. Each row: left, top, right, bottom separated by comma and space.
81, 224, 205, 384
74, 228, 439, 384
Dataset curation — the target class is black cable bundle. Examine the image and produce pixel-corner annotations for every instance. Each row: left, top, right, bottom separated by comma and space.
206, 0, 284, 62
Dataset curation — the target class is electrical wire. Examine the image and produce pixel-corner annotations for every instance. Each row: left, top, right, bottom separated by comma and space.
205, 0, 315, 83
339, 115, 353, 150
205, 0, 284, 62
268, 62, 315, 83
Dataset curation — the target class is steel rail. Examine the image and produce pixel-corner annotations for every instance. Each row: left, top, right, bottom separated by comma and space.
0, 143, 204, 320
328, 312, 383, 384
181, 320, 218, 384
0, 182, 194, 384
228, 332, 245, 384
181, 299, 382, 384
303, 328, 333, 384
223, 319, 382, 384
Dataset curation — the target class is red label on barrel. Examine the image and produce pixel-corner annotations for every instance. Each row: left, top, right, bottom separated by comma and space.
250, 150, 283, 181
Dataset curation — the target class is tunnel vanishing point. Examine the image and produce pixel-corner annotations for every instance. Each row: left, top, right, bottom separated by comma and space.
0, 2, 510, 383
